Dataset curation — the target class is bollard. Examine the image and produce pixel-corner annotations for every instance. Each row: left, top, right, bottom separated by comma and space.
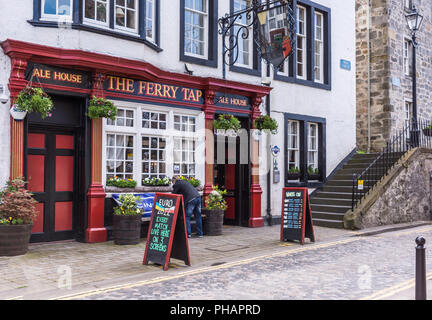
415, 236, 427, 300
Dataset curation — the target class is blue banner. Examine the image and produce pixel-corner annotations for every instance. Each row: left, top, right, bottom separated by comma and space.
112, 193, 155, 218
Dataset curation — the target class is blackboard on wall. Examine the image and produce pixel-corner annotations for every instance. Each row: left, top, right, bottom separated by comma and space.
143, 193, 191, 271
280, 187, 315, 245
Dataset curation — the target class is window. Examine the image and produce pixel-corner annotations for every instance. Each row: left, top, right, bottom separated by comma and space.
404, 100, 413, 128
106, 134, 134, 180
184, 0, 208, 58
287, 120, 300, 173
142, 136, 166, 179
296, 5, 307, 80
174, 115, 196, 132
307, 123, 318, 170
285, 114, 326, 185
41, 0, 72, 21
33, 0, 161, 49
107, 108, 134, 127
173, 137, 196, 178
145, 0, 156, 42
233, 0, 252, 68
142, 111, 167, 130
115, 0, 138, 33
404, 38, 413, 76
104, 105, 200, 186
180, 0, 217, 67
314, 12, 324, 83
84, 0, 108, 26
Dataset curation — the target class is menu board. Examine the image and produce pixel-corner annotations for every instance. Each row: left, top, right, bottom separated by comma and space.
280, 187, 315, 245
143, 193, 191, 271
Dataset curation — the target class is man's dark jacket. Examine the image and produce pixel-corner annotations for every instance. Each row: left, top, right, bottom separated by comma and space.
172, 180, 200, 204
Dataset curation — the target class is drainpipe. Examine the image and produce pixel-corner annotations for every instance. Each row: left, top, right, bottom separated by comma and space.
367, 0, 372, 153
264, 62, 272, 226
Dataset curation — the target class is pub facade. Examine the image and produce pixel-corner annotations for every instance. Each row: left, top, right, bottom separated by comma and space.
0, 0, 356, 242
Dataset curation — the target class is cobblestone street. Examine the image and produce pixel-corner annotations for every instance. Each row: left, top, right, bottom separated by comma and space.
71, 224, 432, 300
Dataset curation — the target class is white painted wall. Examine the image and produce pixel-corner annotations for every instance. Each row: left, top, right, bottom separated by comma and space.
0, 0, 356, 219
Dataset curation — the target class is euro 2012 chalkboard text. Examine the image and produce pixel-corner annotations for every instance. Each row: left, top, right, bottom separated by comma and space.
143, 193, 191, 271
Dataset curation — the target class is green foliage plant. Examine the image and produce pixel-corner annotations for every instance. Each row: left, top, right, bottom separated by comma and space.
15, 87, 54, 119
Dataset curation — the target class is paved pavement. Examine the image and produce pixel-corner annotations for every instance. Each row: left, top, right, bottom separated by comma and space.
0, 221, 431, 300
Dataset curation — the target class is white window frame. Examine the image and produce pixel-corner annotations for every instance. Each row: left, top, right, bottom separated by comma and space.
83, 0, 110, 28
404, 99, 413, 129
287, 120, 300, 173
41, 0, 73, 22
145, 0, 157, 42
141, 135, 167, 180
296, 5, 307, 80
105, 133, 136, 181
114, 0, 139, 34
142, 110, 168, 130
103, 101, 204, 187
314, 11, 324, 84
233, 0, 253, 68
404, 37, 413, 76
184, 0, 209, 59
107, 107, 135, 128
173, 136, 196, 178
307, 123, 319, 170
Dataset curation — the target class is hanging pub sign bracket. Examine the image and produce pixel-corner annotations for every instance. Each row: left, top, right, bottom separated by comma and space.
218, 0, 296, 78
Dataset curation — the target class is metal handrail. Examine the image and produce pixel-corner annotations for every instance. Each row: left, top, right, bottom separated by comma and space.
351, 118, 432, 210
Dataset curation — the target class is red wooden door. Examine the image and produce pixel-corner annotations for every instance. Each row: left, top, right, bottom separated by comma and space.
27, 130, 77, 242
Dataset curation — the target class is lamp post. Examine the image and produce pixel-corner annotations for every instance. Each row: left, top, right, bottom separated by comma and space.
405, 6, 423, 145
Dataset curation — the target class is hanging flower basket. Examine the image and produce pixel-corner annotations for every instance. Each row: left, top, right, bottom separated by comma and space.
213, 114, 241, 134
87, 96, 118, 121
253, 115, 278, 134
15, 87, 53, 119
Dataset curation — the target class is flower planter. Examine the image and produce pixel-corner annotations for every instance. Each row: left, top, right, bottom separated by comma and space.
202, 209, 224, 236
9, 105, 27, 121
287, 173, 301, 180
112, 214, 142, 245
0, 224, 33, 256
308, 174, 320, 181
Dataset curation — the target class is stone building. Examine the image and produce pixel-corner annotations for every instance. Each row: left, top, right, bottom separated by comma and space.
356, 0, 432, 152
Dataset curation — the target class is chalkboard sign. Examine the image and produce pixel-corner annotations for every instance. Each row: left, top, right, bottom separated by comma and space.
280, 187, 315, 245
143, 193, 191, 271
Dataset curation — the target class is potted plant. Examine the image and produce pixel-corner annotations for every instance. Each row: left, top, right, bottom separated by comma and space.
113, 194, 143, 245
0, 177, 39, 256
307, 165, 320, 180
253, 115, 278, 134
287, 167, 301, 180
214, 114, 241, 135
15, 87, 54, 119
87, 96, 118, 121
422, 125, 432, 137
202, 186, 227, 236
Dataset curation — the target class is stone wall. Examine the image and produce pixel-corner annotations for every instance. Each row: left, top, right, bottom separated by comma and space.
356, 0, 391, 152
344, 148, 432, 229
356, 0, 432, 152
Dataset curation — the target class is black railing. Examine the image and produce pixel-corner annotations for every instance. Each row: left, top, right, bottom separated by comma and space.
352, 119, 432, 210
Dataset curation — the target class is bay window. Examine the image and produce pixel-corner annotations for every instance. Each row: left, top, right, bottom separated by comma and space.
84, 0, 109, 26
104, 103, 201, 186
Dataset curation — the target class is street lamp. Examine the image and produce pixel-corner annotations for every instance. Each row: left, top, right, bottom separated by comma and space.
405, 6, 423, 145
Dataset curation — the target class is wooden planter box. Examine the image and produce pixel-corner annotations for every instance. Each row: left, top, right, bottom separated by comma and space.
112, 214, 142, 245
202, 209, 224, 236
0, 224, 33, 256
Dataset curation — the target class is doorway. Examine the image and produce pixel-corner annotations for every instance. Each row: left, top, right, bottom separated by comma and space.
213, 116, 250, 226
25, 94, 87, 242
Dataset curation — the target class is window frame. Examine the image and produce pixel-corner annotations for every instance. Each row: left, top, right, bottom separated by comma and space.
314, 11, 324, 84
30, 0, 162, 51
144, 0, 157, 43
184, 0, 209, 59
296, 5, 307, 80
40, 0, 73, 22
284, 112, 326, 187
113, 0, 139, 34
103, 102, 202, 187
274, 0, 331, 91
83, 0, 110, 28
180, 0, 218, 68
403, 37, 413, 76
